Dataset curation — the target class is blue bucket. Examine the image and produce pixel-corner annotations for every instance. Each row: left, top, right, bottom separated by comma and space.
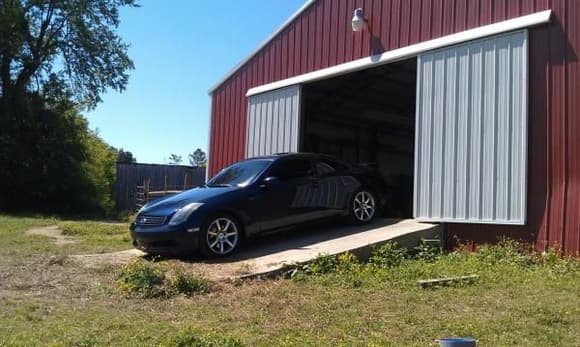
438, 337, 477, 347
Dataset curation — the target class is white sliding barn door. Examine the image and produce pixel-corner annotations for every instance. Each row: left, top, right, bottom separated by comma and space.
246, 85, 301, 158
414, 31, 528, 225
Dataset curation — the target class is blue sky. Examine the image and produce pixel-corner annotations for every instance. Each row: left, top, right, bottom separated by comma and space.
86, 0, 304, 164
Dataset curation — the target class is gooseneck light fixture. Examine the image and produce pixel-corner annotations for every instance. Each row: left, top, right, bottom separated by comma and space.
351, 8, 365, 32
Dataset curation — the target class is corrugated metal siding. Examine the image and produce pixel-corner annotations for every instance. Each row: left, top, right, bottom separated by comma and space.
209, 0, 545, 175
246, 85, 301, 158
209, 0, 580, 255
414, 31, 528, 225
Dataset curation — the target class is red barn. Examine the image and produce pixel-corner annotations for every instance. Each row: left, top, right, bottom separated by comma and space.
207, 0, 580, 255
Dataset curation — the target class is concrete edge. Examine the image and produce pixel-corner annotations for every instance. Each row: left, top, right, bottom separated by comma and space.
235, 224, 442, 281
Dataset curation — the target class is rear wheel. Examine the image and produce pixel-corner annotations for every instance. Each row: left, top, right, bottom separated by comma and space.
200, 215, 241, 257
348, 189, 377, 224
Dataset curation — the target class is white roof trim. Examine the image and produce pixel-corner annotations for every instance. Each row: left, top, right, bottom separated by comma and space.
247, 9, 551, 97
208, 0, 316, 94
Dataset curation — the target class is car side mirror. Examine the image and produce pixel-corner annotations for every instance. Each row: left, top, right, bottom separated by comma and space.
259, 176, 278, 188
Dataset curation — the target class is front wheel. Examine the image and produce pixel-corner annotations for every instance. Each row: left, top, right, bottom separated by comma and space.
200, 215, 242, 257
348, 189, 377, 225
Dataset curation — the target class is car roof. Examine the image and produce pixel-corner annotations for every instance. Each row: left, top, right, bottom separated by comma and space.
246, 152, 340, 162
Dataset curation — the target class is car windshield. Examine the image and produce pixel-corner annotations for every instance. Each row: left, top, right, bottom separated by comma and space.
207, 159, 271, 187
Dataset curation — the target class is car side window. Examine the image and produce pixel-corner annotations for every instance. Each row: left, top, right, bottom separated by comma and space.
269, 159, 312, 180
314, 161, 336, 176
314, 158, 349, 176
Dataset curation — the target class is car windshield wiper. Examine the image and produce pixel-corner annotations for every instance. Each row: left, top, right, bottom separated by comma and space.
206, 183, 233, 187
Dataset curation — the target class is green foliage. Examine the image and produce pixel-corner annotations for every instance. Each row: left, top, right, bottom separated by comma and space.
165, 328, 244, 347
293, 239, 580, 291
167, 266, 209, 297
0, 0, 137, 216
368, 242, 407, 268
307, 252, 359, 273
0, 0, 138, 109
303, 253, 340, 274
475, 238, 536, 267
0, 97, 118, 215
286, 252, 365, 287
116, 258, 167, 298
116, 148, 136, 164
116, 259, 210, 299
83, 128, 118, 213
412, 239, 443, 262
189, 148, 207, 167
169, 154, 183, 165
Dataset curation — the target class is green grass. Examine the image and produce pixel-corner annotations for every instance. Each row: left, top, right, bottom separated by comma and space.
0, 215, 58, 257
58, 220, 132, 253
0, 214, 579, 346
0, 215, 131, 259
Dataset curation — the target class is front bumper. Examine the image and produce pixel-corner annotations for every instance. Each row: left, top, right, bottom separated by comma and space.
130, 224, 201, 255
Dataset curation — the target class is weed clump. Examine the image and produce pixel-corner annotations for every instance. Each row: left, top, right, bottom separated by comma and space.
412, 239, 443, 262
475, 238, 535, 267
369, 242, 407, 268
298, 252, 359, 275
116, 258, 167, 298
165, 328, 244, 347
167, 266, 209, 296
116, 259, 209, 298
283, 252, 363, 287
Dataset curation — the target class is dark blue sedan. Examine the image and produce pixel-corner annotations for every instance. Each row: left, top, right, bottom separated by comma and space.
130, 153, 388, 257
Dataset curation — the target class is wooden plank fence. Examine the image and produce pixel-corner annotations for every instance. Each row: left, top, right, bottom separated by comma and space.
115, 163, 206, 211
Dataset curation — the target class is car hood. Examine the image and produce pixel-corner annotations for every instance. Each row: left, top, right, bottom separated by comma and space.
139, 186, 236, 216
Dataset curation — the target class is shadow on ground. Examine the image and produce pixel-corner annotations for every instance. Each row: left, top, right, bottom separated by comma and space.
173, 218, 402, 264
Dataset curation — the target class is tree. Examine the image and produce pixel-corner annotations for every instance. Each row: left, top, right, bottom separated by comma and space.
168, 154, 182, 165
117, 148, 136, 164
0, 0, 138, 111
188, 148, 207, 167
0, 95, 117, 214
0, 0, 136, 215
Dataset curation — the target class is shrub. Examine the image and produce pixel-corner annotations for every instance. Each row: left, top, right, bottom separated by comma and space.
168, 267, 209, 296
335, 252, 359, 271
412, 238, 443, 262
116, 260, 210, 298
301, 252, 359, 275
303, 253, 340, 275
116, 259, 167, 298
368, 242, 407, 268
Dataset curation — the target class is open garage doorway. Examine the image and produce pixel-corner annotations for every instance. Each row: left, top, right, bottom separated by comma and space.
301, 58, 417, 218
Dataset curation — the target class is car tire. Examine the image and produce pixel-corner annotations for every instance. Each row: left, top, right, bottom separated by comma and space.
200, 214, 243, 258
348, 188, 378, 225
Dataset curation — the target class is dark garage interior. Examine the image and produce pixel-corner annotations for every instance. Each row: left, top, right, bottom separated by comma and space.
301, 58, 417, 217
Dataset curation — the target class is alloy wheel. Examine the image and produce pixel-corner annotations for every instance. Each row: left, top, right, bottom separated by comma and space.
206, 217, 239, 255
353, 191, 376, 222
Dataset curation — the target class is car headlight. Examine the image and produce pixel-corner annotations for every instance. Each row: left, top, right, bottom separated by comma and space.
168, 202, 204, 226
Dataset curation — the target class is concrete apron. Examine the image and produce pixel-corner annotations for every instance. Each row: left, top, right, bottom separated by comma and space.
220, 218, 441, 280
